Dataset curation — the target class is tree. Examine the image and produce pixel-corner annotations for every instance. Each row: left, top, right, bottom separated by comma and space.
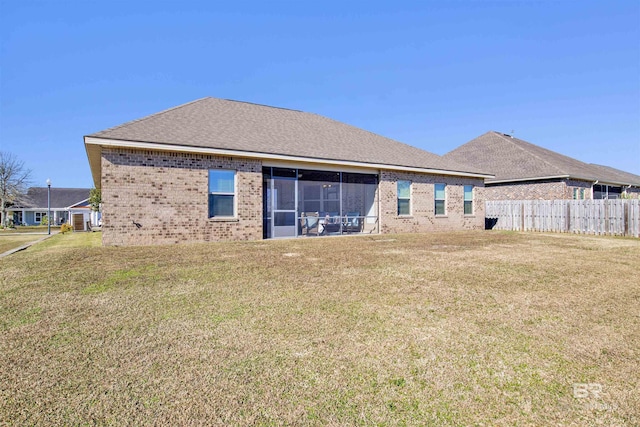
89, 188, 101, 212
0, 151, 32, 227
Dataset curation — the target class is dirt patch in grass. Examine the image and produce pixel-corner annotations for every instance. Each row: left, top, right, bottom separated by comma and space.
1, 231, 638, 425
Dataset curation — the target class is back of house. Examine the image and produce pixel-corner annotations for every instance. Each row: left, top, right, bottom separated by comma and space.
85, 97, 492, 246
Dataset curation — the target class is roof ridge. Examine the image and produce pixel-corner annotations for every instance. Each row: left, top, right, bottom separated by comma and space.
222, 98, 303, 113
492, 131, 568, 176
90, 97, 211, 135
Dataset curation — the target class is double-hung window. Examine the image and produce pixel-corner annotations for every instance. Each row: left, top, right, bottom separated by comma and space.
463, 185, 473, 215
435, 183, 446, 215
35, 212, 46, 224
208, 170, 236, 217
397, 180, 411, 215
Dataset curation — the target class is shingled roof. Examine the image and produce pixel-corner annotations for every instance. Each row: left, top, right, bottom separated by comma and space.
14, 187, 90, 209
444, 131, 640, 186
587, 164, 640, 187
85, 97, 491, 186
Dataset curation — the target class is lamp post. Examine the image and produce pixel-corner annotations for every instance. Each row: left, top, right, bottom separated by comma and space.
46, 178, 51, 235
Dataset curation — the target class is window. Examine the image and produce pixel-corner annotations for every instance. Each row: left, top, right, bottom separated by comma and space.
463, 185, 473, 215
208, 170, 235, 217
35, 212, 47, 223
397, 180, 411, 215
435, 183, 446, 215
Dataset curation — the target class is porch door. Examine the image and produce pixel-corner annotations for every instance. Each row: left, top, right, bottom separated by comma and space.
271, 177, 297, 238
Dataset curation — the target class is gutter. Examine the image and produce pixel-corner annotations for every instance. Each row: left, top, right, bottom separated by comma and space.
487, 175, 639, 187
85, 136, 495, 180
486, 175, 570, 184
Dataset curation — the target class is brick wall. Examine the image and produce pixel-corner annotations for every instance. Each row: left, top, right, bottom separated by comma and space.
485, 180, 566, 200
485, 179, 596, 200
379, 171, 485, 233
101, 148, 263, 246
565, 179, 593, 200
101, 148, 489, 245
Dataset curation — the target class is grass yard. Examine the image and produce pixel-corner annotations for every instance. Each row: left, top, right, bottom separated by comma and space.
0, 225, 61, 234
0, 234, 47, 254
1, 231, 638, 426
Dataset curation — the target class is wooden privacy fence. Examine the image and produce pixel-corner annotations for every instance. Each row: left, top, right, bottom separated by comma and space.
485, 199, 640, 237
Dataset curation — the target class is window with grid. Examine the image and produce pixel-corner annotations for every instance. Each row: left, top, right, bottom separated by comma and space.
464, 185, 473, 215
397, 180, 411, 215
208, 170, 235, 217
435, 183, 446, 215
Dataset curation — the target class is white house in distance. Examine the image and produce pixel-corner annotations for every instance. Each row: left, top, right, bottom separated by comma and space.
9, 187, 98, 230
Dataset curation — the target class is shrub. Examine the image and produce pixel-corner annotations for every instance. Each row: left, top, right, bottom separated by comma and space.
60, 223, 73, 234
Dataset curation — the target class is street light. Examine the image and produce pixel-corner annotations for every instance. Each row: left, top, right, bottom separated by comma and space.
46, 178, 51, 235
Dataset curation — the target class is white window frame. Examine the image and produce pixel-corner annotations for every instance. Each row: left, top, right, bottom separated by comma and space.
35, 212, 47, 224
463, 185, 473, 215
435, 183, 446, 216
397, 180, 411, 216
208, 169, 237, 218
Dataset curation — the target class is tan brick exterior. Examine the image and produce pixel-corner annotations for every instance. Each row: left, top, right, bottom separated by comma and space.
101, 148, 263, 246
485, 178, 595, 200
379, 171, 485, 233
100, 148, 488, 245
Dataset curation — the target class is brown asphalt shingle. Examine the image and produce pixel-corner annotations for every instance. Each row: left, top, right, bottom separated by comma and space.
443, 131, 640, 186
88, 97, 488, 176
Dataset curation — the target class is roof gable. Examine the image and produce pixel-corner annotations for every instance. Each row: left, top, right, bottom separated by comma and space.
86, 97, 489, 179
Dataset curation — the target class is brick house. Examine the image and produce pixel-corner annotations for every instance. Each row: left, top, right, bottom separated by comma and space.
443, 131, 640, 201
85, 97, 492, 246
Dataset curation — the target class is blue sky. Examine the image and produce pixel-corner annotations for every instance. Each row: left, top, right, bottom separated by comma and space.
1, 0, 639, 188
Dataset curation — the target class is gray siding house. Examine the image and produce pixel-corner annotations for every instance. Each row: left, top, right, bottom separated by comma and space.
444, 131, 640, 200
85, 97, 492, 246
10, 187, 94, 229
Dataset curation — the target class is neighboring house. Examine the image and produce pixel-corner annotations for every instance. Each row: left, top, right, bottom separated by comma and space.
84, 97, 493, 246
443, 131, 640, 200
10, 187, 97, 230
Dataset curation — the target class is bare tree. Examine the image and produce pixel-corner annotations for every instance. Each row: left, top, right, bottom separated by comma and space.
0, 151, 32, 227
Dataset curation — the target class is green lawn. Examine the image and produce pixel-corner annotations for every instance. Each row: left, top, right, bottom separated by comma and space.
1, 231, 638, 425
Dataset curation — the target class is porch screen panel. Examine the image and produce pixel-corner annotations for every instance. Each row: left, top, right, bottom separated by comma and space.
342, 173, 378, 223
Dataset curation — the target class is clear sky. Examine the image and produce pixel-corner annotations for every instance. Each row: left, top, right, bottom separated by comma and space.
1, 0, 639, 189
